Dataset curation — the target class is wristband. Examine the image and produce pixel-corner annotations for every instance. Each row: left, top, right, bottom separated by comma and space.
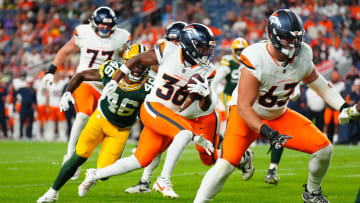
120, 64, 131, 75
259, 124, 273, 139
339, 102, 350, 112
47, 64, 58, 74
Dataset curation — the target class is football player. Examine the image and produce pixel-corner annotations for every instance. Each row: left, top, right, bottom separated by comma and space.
211, 37, 248, 116
194, 9, 353, 203
41, 6, 131, 179
77, 23, 251, 198
37, 44, 150, 203
44, 70, 68, 142
124, 27, 253, 199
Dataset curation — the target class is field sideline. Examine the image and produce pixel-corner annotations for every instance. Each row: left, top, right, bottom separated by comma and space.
0, 141, 359, 202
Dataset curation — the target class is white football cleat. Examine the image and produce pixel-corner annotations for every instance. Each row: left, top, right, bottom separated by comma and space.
152, 176, 179, 199
238, 149, 255, 181
37, 188, 59, 203
78, 168, 97, 197
125, 180, 151, 193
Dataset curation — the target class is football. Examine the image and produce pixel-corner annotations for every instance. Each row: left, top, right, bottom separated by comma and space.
180, 73, 205, 112
187, 73, 204, 100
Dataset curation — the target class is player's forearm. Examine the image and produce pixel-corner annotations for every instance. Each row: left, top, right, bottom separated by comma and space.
66, 70, 100, 93
237, 104, 263, 133
307, 74, 346, 111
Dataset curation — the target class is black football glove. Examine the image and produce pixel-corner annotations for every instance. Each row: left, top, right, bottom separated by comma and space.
260, 124, 292, 153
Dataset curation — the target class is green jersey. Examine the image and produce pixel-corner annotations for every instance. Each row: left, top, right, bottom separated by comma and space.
98, 60, 153, 128
219, 55, 241, 95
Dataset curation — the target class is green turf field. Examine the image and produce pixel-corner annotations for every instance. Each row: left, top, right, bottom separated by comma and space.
0, 141, 359, 202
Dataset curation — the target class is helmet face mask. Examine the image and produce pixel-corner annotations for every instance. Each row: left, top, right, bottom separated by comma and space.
267, 9, 304, 58
90, 7, 116, 38
123, 44, 149, 82
179, 23, 216, 66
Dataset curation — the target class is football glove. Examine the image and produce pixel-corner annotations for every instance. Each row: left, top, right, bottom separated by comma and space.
260, 124, 292, 152
59, 92, 75, 112
193, 134, 214, 156
339, 104, 360, 124
101, 80, 118, 101
187, 77, 210, 97
42, 73, 54, 89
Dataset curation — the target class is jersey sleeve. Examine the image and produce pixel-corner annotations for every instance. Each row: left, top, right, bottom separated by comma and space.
299, 42, 315, 77
219, 55, 232, 75
154, 41, 166, 65
239, 48, 261, 81
98, 60, 122, 86
73, 25, 84, 48
115, 28, 132, 52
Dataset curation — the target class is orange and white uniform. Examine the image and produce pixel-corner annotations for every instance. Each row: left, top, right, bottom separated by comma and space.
34, 79, 48, 126
72, 24, 131, 115
48, 79, 68, 122
134, 41, 218, 167
223, 41, 330, 166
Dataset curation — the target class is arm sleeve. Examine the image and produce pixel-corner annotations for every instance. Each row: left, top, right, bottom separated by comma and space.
307, 74, 346, 110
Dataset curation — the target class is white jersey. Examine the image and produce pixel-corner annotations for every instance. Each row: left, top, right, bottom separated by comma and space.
48, 79, 68, 107
229, 42, 314, 120
146, 41, 216, 117
12, 78, 26, 91
74, 24, 131, 91
34, 79, 47, 105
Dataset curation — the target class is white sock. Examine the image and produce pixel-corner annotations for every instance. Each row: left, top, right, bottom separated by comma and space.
333, 133, 338, 143
66, 113, 89, 156
58, 121, 68, 142
160, 130, 192, 179
49, 187, 58, 193
269, 163, 278, 171
141, 154, 162, 182
194, 158, 235, 203
95, 155, 141, 180
44, 121, 55, 141
307, 144, 333, 193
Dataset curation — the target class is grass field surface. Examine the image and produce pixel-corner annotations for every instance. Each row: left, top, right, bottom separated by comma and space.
0, 141, 359, 202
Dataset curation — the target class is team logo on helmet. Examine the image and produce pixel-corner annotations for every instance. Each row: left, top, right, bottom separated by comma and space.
269, 15, 281, 28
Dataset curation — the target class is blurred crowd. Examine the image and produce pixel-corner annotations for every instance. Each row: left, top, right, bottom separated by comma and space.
0, 0, 359, 144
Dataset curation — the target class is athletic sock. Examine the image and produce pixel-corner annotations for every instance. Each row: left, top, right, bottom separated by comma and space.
160, 130, 192, 179
307, 145, 332, 193
271, 146, 284, 164
52, 153, 87, 190
194, 159, 235, 203
141, 154, 161, 182
94, 155, 141, 180
66, 113, 89, 157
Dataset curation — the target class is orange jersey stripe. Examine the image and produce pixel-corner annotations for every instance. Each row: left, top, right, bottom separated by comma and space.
240, 54, 255, 69
208, 69, 216, 79
73, 28, 79, 36
266, 43, 280, 67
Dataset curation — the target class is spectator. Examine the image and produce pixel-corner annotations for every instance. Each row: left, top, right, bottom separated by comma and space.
305, 87, 325, 131
323, 72, 345, 143
0, 77, 8, 138
15, 77, 36, 140
344, 78, 360, 144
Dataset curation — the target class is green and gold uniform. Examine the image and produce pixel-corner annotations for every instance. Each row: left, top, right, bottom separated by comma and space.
76, 60, 152, 168
219, 55, 241, 111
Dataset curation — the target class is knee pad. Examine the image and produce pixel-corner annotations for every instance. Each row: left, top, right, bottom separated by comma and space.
312, 144, 333, 161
